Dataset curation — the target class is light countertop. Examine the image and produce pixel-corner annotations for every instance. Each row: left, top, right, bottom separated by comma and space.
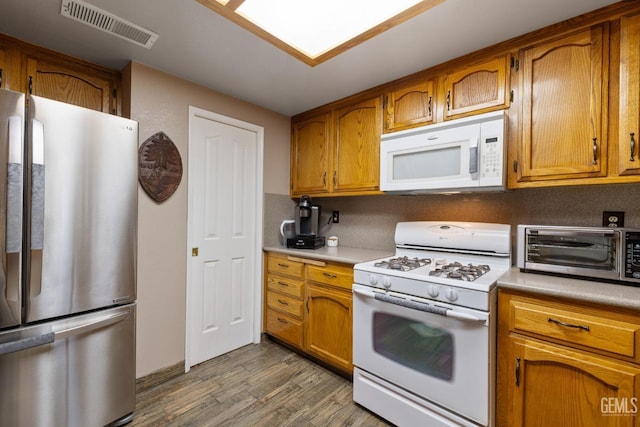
498, 267, 640, 311
263, 245, 393, 265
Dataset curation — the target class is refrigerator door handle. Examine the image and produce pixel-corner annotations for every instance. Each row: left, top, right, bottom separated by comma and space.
54, 310, 132, 340
6, 115, 23, 254
0, 331, 54, 356
31, 119, 45, 251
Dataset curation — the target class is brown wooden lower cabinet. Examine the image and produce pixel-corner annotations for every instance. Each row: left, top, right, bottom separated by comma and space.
497, 290, 640, 427
263, 251, 353, 374
305, 283, 352, 373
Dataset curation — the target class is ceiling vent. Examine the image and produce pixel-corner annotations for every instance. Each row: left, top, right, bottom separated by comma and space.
60, 0, 159, 49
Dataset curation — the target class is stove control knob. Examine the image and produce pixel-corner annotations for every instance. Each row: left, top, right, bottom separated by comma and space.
427, 285, 439, 298
382, 276, 392, 289
445, 288, 458, 302
369, 274, 378, 286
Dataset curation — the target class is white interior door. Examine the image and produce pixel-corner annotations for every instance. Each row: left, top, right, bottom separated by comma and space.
187, 107, 263, 368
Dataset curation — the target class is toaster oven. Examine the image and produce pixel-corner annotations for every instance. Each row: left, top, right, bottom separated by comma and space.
517, 225, 640, 285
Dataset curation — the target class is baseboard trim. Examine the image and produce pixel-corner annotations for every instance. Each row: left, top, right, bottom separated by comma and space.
136, 361, 185, 393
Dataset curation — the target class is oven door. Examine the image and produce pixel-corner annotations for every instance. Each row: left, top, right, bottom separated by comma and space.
353, 284, 492, 426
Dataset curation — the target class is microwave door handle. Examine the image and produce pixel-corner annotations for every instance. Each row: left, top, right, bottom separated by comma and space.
469, 141, 478, 178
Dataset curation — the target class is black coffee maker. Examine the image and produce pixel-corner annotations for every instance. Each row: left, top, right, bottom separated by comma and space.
287, 195, 325, 249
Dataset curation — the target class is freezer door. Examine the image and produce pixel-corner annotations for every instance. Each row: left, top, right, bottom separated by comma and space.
0, 304, 136, 427
26, 96, 138, 322
0, 89, 24, 330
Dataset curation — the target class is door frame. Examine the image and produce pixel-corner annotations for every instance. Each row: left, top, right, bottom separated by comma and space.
185, 106, 264, 371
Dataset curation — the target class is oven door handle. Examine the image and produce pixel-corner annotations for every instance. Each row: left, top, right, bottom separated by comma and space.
354, 287, 484, 323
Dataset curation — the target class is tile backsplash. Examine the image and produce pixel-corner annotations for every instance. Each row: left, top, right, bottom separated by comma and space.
264, 182, 640, 253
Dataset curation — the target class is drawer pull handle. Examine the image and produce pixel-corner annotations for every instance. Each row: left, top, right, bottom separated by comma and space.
277, 317, 288, 324
277, 299, 289, 306
323, 272, 337, 279
277, 263, 289, 268
277, 281, 289, 287
548, 317, 590, 332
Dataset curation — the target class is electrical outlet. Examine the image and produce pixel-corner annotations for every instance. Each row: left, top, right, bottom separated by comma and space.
332, 210, 340, 223
603, 211, 624, 228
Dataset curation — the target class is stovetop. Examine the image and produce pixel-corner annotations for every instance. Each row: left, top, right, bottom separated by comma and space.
374, 256, 492, 282
352, 221, 512, 311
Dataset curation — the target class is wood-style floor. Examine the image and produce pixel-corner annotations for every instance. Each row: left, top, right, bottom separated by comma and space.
129, 337, 392, 426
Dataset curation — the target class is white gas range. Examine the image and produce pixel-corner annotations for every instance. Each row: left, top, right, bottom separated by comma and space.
352, 221, 511, 427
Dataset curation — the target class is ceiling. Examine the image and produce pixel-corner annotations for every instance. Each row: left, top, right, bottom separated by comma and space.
0, 0, 620, 117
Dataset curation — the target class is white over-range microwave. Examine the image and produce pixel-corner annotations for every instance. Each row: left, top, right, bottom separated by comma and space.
380, 111, 506, 193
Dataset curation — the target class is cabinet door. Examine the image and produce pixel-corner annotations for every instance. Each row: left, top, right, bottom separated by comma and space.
290, 113, 331, 196
0, 44, 21, 91
383, 80, 434, 132
516, 25, 608, 182
333, 97, 381, 193
0, 47, 8, 89
305, 284, 352, 372
506, 337, 640, 427
619, 13, 640, 176
26, 56, 115, 113
442, 54, 509, 120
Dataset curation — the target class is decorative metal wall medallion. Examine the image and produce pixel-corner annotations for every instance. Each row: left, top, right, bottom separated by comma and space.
138, 131, 183, 203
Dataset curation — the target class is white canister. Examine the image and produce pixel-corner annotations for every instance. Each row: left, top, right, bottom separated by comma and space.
327, 236, 338, 247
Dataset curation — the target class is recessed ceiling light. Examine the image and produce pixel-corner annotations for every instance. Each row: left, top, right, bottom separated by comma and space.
197, 0, 446, 66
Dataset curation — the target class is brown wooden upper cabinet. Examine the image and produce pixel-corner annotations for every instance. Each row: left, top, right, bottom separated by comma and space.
0, 47, 9, 89
514, 24, 609, 183
383, 79, 434, 132
0, 33, 120, 115
26, 55, 118, 114
619, 12, 640, 176
441, 54, 510, 121
291, 112, 332, 196
382, 55, 510, 134
291, 96, 381, 197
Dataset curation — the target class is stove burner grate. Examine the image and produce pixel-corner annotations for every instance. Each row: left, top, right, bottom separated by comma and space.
429, 262, 491, 281
374, 256, 432, 272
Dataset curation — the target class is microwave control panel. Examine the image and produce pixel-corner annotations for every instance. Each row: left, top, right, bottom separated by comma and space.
624, 232, 640, 279
480, 136, 501, 178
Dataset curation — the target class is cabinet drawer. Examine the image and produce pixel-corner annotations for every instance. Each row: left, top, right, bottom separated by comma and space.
267, 255, 304, 278
266, 309, 303, 348
507, 296, 640, 359
267, 291, 303, 318
307, 264, 353, 290
267, 274, 304, 298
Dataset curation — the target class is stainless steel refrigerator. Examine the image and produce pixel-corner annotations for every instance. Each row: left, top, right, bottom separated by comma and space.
0, 89, 138, 427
